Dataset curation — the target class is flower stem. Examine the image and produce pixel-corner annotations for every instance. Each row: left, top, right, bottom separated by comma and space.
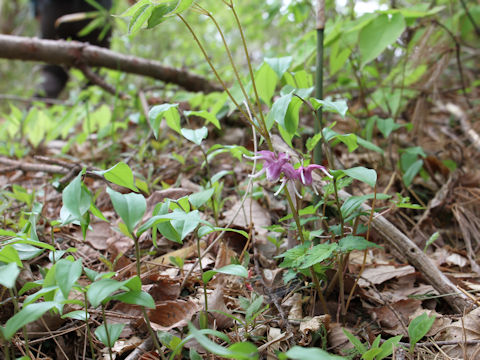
284, 186, 328, 315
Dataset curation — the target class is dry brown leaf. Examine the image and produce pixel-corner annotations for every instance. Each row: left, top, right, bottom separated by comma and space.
106, 233, 134, 258
148, 299, 199, 331
358, 265, 415, 287
328, 323, 355, 355
286, 293, 303, 320
223, 198, 271, 241
141, 240, 207, 273
145, 275, 181, 301
111, 336, 142, 356
214, 241, 238, 269
199, 287, 234, 330
371, 299, 422, 335
84, 221, 112, 250
435, 307, 480, 358
266, 327, 284, 360
298, 315, 331, 345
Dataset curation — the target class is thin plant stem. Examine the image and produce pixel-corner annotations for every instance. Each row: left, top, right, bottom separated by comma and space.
228, 4, 273, 150
84, 292, 96, 360
176, 14, 264, 136
10, 288, 31, 359
283, 186, 328, 315
314, 0, 325, 166
329, 177, 346, 314
133, 235, 163, 356
332, 178, 344, 236
200, 144, 218, 226
197, 237, 209, 314
337, 254, 345, 319
344, 184, 377, 313
196, 5, 263, 132
101, 305, 113, 360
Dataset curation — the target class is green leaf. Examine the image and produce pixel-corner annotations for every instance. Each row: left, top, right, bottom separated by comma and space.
245, 295, 264, 322
342, 328, 367, 354
170, 0, 195, 14
202, 264, 248, 284
61, 171, 92, 224
120, 0, 150, 17
112, 290, 155, 309
197, 226, 248, 239
381, 4, 444, 19
148, 103, 179, 138
2, 302, 57, 340
402, 159, 423, 187
55, 259, 82, 298
95, 323, 125, 347
362, 347, 382, 360
255, 62, 278, 106
376, 117, 402, 138
357, 137, 384, 155
187, 324, 258, 360
227, 342, 259, 360
189, 188, 215, 208
359, 13, 406, 67
184, 110, 220, 129
138, 209, 201, 242
266, 92, 293, 131
285, 346, 347, 359
181, 127, 208, 145
61, 310, 89, 321
264, 56, 292, 78
87, 277, 139, 308
147, 4, 175, 28
408, 312, 435, 351
94, 162, 138, 192
310, 98, 348, 118
336, 133, 358, 152
129, 2, 153, 35
0, 263, 21, 288
0, 245, 23, 267
377, 335, 402, 359
339, 236, 381, 252
343, 167, 377, 187
107, 188, 146, 234
283, 96, 302, 135
188, 323, 233, 357
298, 243, 338, 269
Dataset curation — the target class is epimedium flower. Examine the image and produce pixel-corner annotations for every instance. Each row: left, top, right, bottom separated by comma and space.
274, 162, 300, 197
244, 150, 332, 197
298, 164, 333, 195
244, 150, 290, 181
298, 164, 333, 186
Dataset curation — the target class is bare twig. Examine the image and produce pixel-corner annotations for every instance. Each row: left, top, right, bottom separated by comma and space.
0, 34, 222, 94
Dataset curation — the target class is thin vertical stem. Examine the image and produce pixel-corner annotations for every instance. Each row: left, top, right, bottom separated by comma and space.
314, 0, 325, 166
101, 305, 113, 360
284, 186, 328, 315
176, 14, 264, 136
84, 292, 96, 360
229, 5, 273, 150
133, 236, 163, 357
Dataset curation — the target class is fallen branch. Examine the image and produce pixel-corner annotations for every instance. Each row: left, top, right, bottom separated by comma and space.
0, 34, 222, 94
352, 192, 472, 314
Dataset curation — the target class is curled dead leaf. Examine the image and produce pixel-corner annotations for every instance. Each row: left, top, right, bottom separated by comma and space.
148, 299, 199, 331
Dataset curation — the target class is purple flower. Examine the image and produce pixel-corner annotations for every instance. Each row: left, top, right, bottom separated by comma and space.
245, 150, 332, 198
245, 150, 290, 181
298, 164, 332, 186
274, 162, 300, 197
